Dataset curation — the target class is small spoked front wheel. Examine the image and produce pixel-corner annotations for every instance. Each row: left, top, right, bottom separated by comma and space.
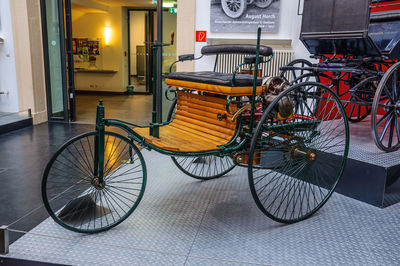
172, 155, 235, 180
248, 82, 349, 223
372, 62, 400, 152
42, 131, 146, 233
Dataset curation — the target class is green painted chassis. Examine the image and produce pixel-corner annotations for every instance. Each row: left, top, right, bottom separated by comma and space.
92, 28, 320, 184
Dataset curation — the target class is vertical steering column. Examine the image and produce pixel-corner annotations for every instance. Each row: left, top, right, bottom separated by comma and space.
249, 28, 262, 135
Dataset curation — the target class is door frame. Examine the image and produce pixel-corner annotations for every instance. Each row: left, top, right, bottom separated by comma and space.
40, 0, 70, 122
127, 8, 156, 94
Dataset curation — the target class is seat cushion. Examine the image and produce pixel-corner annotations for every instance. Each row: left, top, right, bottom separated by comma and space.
167, 71, 262, 87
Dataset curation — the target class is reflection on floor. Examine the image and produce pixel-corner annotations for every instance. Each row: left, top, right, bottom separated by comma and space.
75, 94, 152, 125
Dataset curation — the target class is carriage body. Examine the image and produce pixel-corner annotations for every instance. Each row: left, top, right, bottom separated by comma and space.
280, 0, 400, 152
300, 0, 400, 59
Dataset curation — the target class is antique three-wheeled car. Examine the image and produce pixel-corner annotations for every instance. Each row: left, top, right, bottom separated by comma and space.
281, 0, 400, 152
42, 25, 351, 232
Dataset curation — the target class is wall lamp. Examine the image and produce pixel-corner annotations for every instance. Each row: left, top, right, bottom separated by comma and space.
105, 26, 112, 46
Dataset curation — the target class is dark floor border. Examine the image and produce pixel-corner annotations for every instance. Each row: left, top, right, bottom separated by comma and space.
0, 119, 33, 135
0, 257, 67, 266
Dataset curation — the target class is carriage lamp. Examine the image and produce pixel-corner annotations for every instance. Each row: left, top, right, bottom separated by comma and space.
104, 26, 112, 46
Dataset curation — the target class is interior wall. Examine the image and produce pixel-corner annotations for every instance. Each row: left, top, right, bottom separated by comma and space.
0, 0, 19, 113
130, 11, 146, 76
72, 7, 126, 92
194, 0, 311, 71
176, 0, 196, 72
26, 0, 48, 124
162, 12, 177, 73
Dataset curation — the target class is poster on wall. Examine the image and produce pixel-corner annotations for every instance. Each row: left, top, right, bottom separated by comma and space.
210, 0, 280, 33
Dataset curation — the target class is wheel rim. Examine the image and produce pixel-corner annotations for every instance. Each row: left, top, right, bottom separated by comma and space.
372, 62, 400, 152
221, 0, 246, 18
254, 0, 273, 8
280, 60, 321, 115
172, 155, 235, 180
42, 132, 146, 233
280, 59, 319, 85
248, 82, 349, 223
334, 75, 375, 123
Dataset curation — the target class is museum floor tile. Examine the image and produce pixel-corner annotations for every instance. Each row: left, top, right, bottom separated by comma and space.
2, 145, 400, 265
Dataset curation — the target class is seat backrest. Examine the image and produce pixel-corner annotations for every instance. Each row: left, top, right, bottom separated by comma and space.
171, 91, 237, 142
201, 44, 273, 57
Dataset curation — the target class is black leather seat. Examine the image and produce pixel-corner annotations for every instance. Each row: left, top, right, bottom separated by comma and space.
167, 71, 262, 87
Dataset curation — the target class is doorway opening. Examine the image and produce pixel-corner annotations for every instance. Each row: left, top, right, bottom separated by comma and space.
128, 10, 155, 94
42, 1, 178, 124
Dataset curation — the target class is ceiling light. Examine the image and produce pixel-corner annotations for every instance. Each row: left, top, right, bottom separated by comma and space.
163, 3, 175, 8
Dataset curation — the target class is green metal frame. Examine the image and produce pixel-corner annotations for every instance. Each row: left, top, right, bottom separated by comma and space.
93, 28, 269, 181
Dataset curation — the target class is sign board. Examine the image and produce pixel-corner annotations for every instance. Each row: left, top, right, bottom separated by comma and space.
210, 0, 280, 33
196, 31, 207, 42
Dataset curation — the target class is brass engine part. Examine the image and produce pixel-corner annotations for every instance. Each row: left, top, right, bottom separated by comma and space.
263, 76, 290, 95
232, 103, 252, 122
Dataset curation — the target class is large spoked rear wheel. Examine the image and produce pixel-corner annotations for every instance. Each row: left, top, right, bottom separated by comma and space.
372, 62, 400, 152
42, 131, 146, 233
248, 82, 349, 223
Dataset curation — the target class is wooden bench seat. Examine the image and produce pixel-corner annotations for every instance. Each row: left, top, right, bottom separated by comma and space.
134, 91, 237, 153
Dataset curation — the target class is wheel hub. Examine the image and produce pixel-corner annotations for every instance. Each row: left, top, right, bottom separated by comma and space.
291, 148, 317, 163
92, 177, 106, 190
396, 102, 400, 116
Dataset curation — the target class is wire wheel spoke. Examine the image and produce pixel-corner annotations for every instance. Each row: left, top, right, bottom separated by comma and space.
248, 82, 349, 223
172, 155, 235, 180
42, 131, 147, 233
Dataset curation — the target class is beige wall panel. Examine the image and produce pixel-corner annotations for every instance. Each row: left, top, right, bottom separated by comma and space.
177, 0, 196, 72
9, 0, 35, 115
27, 0, 48, 124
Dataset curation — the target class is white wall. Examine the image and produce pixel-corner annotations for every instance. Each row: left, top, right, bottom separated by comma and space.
130, 11, 146, 76
0, 0, 19, 113
194, 0, 312, 71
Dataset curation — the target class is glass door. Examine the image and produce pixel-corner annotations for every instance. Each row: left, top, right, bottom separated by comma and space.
41, 0, 68, 121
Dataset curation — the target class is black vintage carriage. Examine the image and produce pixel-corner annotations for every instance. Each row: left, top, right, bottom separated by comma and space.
281, 0, 400, 152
